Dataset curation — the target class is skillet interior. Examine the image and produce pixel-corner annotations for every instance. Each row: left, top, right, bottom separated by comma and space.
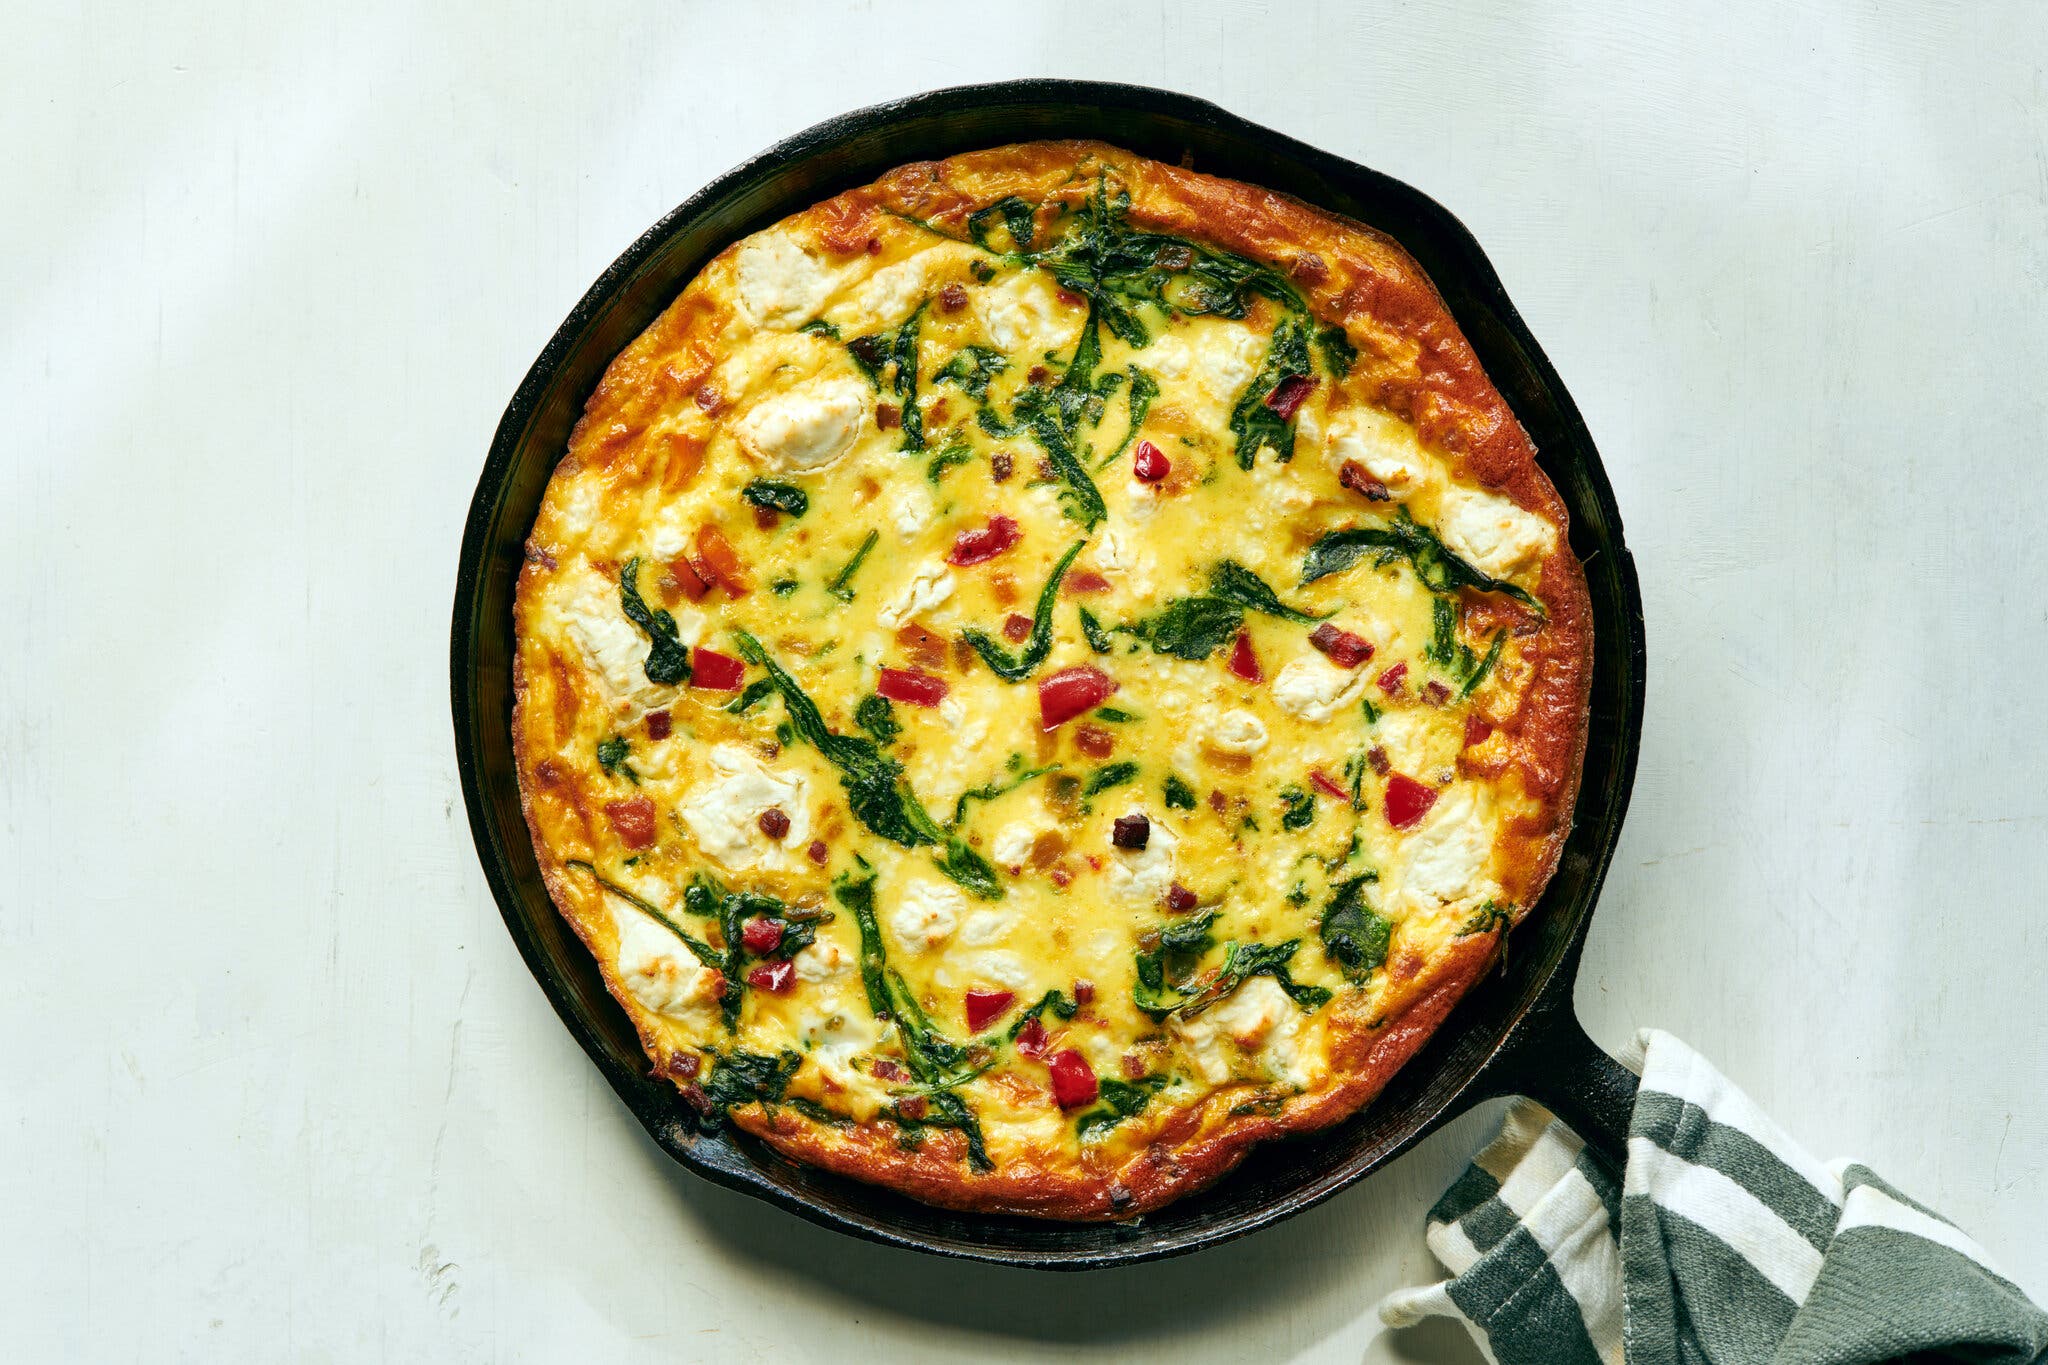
451, 79, 1646, 1268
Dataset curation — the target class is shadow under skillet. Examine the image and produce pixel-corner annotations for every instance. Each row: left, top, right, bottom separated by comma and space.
618, 1093, 1510, 1351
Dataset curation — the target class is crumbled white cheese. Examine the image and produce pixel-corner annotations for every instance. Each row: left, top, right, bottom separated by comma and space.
800, 1009, 882, 1093
967, 950, 1032, 992
1435, 482, 1554, 580
794, 937, 851, 983
1209, 708, 1270, 754
1107, 816, 1179, 903
734, 233, 837, 328
937, 695, 966, 726
1190, 320, 1269, 398
960, 907, 1015, 947
1325, 407, 1430, 493
1172, 976, 1308, 1086
889, 877, 964, 952
847, 255, 936, 324
732, 374, 870, 472
991, 821, 1039, 868
877, 563, 955, 629
891, 484, 933, 536
1373, 706, 1455, 779
611, 908, 723, 1021
978, 270, 1084, 356
1397, 782, 1498, 911
1143, 331, 1191, 381
677, 743, 809, 870
1273, 653, 1369, 723
561, 569, 678, 706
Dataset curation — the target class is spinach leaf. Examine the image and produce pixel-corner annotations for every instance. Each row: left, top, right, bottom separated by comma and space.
1458, 899, 1514, 936
1163, 773, 1197, 810
1082, 761, 1139, 797
617, 556, 691, 685
1229, 315, 1313, 469
854, 693, 900, 745
951, 754, 1059, 827
1315, 323, 1357, 378
741, 479, 809, 518
1133, 910, 1332, 1020
725, 677, 774, 715
825, 529, 880, 603
1078, 605, 1113, 654
1321, 874, 1392, 980
1207, 559, 1327, 624
1279, 785, 1315, 831
925, 431, 975, 484
1133, 595, 1244, 661
1076, 1075, 1166, 1142
700, 1049, 802, 1117
780, 1096, 852, 1128
735, 631, 1001, 899
1460, 630, 1507, 699
1093, 706, 1137, 723
1008, 363, 1108, 528
967, 195, 1036, 251
1008, 988, 1082, 1037
961, 539, 1085, 680
799, 319, 840, 339
1299, 508, 1540, 608
1096, 366, 1159, 469
848, 301, 928, 451
835, 865, 994, 1169
595, 735, 638, 784
935, 345, 1008, 400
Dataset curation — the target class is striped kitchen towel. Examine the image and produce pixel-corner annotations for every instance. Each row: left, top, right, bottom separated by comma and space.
1379, 1029, 2047, 1364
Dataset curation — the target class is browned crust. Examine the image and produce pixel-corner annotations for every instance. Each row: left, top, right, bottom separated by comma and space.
507, 140, 1593, 1220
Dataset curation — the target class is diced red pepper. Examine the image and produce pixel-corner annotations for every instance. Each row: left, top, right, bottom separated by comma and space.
1073, 979, 1095, 1007
1339, 460, 1391, 502
894, 1095, 927, 1119
1423, 680, 1451, 706
1132, 440, 1169, 483
1166, 882, 1199, 913
1002, 612, 1033, 642
694, 525, 751, 596
965, 988, 1015, 1033
690, 648, 745, 691
746, 959, 796, 994
1038, 665, 1117, 730
1464, 715, 1495, 747
1264, 374, 1317, 420
1367, 745, 1391, 776
1063, 570, 1112, 595
1310, 769, 1350, 802
873, 1059, 910, 1082
1377, 661, 1409, 694
946, 514, 1022, 566
806, 839, 829, 864
604, 797, 658, 849
1047, 1049, 1099, 1109
1110, 813, 1151, 849
1309, 623, 1374, 668
1074, 723, 1115, 758
740, 916, 783, 956
757, 808, 789, 840
1014, 1017, 1050, 1058
877, 666, 948, 707
1384, 773, 1438, 830
645, 709, 672, 740
1227, 630, 1263, 683
665, 555, 711, 602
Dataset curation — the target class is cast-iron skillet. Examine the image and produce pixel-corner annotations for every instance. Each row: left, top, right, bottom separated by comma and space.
451, 79, 1647, 1270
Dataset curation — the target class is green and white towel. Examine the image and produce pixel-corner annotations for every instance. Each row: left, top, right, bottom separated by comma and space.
1380, 1029, 2047, 1364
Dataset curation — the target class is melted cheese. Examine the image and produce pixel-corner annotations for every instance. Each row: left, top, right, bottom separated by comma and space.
733, 374, 870, 472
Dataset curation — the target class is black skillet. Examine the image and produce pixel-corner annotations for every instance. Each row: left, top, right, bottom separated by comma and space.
451, 79, 1647, 1270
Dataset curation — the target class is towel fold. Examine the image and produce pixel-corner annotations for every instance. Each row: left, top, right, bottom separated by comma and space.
1379, 1029, 2046, 1364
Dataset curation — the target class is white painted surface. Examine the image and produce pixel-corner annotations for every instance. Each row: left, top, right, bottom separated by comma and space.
4, 1, 2045, 1358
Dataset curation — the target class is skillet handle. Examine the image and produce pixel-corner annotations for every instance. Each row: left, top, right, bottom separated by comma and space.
1484, 993, 1640, 1167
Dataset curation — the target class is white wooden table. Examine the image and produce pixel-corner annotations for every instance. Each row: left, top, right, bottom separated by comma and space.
6, 2, 2044, 1358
